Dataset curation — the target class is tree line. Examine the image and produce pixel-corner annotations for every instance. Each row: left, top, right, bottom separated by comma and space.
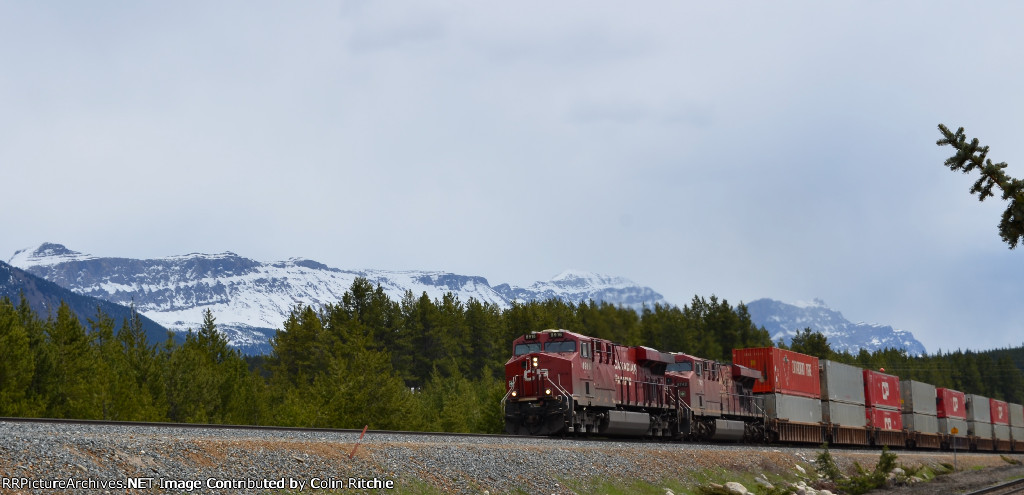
1, 279, 1022, 431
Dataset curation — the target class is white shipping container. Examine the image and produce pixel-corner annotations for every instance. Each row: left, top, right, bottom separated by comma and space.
1012, 426, 1024, 441
902, 413, 939, 434
939, 417, 968, 437
822, 401, 867, 427
764, 394, 823, 423
899, 380, 937, 415
994, 424, 1011, 441
820, 360, 865, 404
968, 420, 993, 439
1010, 403, 1023, 427
966, 394, 991, 422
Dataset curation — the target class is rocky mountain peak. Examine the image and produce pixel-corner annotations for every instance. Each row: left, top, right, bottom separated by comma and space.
746, 298, 927, 356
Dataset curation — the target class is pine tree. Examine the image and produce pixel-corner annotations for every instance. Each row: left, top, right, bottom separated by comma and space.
0, 296, 36, 416
789, 328, 833, 360
116, 304, 166, 420
44, 302, 101, 419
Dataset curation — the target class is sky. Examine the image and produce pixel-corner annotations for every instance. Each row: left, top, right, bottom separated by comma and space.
2, 2, 1023, 354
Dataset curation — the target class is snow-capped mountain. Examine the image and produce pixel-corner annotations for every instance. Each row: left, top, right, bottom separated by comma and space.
9, 243, 665, 354
745, 298, 928, 356
494, 269, 665, 308
8, 243, 930, 357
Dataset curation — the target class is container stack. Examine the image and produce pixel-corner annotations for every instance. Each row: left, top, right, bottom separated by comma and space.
966, 394, 993, 450
1010, 403, 1024, 449
936, 387, 968, 449
991, 398, 1011, 450
863, 370, 902, 430
819, 360, 867, 445
863, 369, 903, 447
900, 380, 938, 447
732, 348, 822, 444
732, 348, 821, 423
820, 360, 866, 427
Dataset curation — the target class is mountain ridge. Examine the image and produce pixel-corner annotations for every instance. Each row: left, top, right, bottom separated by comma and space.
10, 243, 666, 354
745, 297, 928, 356
9, 243, 928, 357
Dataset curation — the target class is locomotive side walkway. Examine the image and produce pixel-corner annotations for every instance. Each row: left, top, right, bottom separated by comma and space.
0, 419, 1021, 494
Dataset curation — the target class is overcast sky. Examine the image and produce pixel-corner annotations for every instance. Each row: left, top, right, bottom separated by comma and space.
2, 2, 1022, 353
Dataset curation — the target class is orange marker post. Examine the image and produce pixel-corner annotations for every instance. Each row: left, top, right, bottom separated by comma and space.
349, 425, 369, 459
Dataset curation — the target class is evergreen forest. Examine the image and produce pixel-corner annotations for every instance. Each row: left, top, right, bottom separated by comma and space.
1, 278, 1022, 431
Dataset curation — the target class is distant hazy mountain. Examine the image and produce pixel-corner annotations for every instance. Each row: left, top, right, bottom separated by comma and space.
9, 243, 666, 354
746, 298, 928, 356
0, 259, 173, 346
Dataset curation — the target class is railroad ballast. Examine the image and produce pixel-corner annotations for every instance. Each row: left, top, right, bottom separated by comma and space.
502, 329, 1024, 452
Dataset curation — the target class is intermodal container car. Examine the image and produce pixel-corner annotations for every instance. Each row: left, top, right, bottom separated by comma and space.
731, 348, 820, 399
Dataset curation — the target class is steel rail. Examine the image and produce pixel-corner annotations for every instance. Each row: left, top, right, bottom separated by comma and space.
962, 477, 1024, 495
0, 416, 518, 439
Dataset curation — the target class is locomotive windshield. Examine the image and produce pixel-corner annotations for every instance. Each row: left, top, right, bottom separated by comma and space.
514, 343, 542, 355
666, 362, 693, 372
544, 341, 576, 353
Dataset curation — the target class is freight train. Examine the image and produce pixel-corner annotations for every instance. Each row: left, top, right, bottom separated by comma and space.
502, 329, 1024, 451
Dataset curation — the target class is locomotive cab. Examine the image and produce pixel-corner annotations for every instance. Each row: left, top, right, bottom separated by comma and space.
503, 330, 586, 435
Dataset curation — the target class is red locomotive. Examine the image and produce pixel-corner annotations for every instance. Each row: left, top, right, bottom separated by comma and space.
502, 329, 764, 441
503, 328, 1024, 453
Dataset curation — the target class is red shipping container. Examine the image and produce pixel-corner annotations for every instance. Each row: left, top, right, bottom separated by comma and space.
863, 369, 901, 409
866, 406, 903, 431
732, 347, 820, 399
936, 388, 967, 419
990, 398, 1010, 425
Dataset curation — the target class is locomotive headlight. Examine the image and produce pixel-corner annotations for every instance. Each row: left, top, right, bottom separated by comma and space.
511, 391, 518, 397
545, 388, 552, 395
532, 357, 539, 366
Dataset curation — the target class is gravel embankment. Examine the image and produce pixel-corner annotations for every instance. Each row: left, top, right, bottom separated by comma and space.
0, 420, 1021, 494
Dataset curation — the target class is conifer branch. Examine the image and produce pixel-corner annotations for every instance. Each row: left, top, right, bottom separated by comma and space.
937, 123, 1024, 249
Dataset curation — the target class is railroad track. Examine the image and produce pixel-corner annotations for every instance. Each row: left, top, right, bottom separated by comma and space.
963, 477, 1024, 495
0, 416, 1017, 456
0, 416, 513, 439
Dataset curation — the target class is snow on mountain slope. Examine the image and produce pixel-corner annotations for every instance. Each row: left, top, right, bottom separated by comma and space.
745, 298, 928, 356
493, 269, 666, 309
9, 243, 660, 354
9, 243, 928, 357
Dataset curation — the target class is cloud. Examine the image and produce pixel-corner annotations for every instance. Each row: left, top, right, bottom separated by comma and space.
2, 1, 1024, 353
